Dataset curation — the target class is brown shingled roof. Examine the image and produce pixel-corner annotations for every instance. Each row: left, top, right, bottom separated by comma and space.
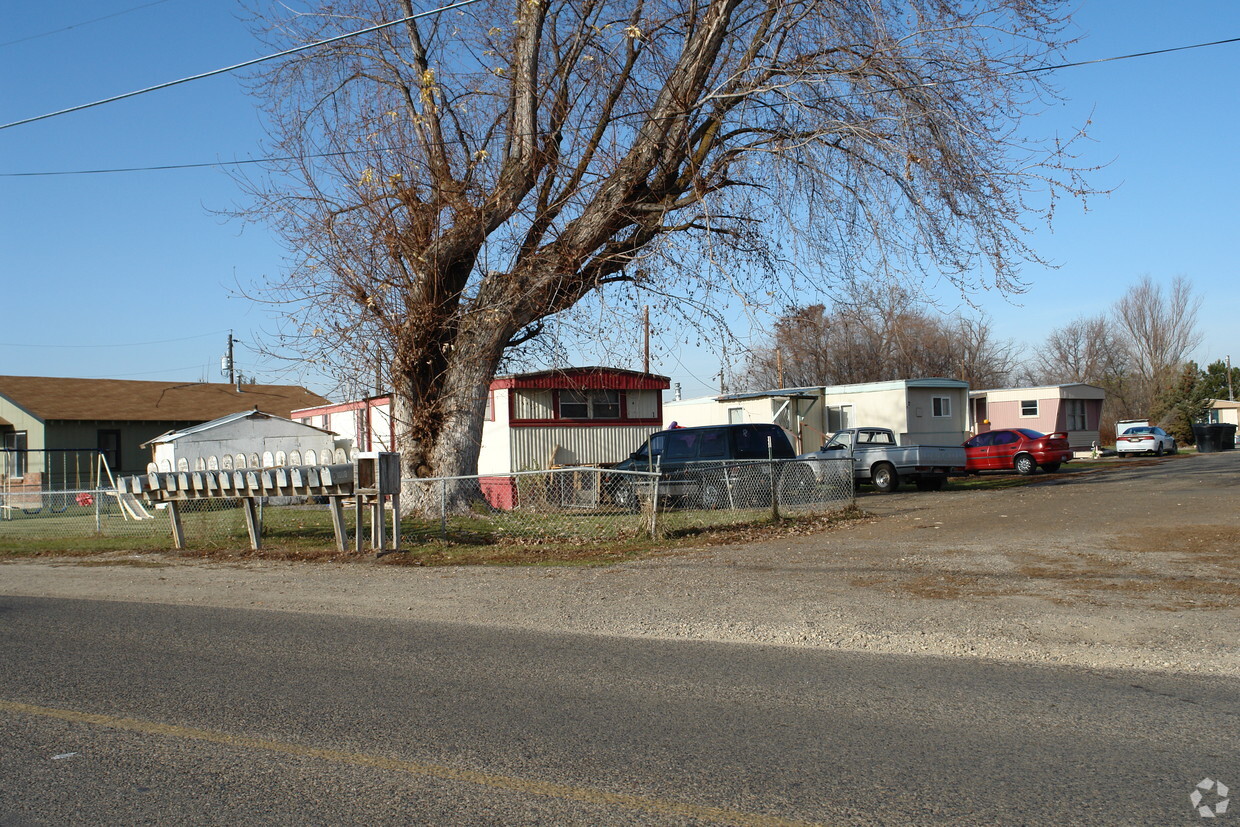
0, 375, 331, 422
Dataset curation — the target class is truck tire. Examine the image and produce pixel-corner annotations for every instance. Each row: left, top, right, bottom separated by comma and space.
871, 463, 899, 493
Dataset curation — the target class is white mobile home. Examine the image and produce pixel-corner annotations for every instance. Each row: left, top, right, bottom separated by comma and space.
665, 378, 969, 451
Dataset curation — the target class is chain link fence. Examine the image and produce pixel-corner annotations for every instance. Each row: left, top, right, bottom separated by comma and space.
0, 490, 346, 551
0, 458, 854, 552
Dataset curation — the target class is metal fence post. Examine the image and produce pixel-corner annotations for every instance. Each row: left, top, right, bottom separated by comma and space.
439, 477, 447, 541
768, 436, 780, 522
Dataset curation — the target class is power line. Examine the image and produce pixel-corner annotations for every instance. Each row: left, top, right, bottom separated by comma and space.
0, 0, 487, 131
0, 330, 228, 348
3, 32, 1239, 178
0, 0, 176, 48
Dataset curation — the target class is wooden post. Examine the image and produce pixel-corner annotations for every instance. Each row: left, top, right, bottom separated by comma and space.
373, 499, 385, 550
390, 493, 401, 550
168, 501, 186, 550
242, 497, 262, 550
329, 496, 347, 552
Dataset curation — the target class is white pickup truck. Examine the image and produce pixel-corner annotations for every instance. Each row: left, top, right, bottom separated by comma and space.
798, 427, 967, 493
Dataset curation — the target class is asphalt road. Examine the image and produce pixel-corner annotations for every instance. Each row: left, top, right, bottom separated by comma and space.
2, 597, 1237, 825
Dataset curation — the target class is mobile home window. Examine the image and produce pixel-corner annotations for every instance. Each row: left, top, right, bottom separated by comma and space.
1020, 400, 1039, 417
591, 390, 620, 419
728, 407, 745, 424
558, 389, 620, 419
558, 390, 589, 418
931, 396, 951, 417
1064, 399, 1087, 431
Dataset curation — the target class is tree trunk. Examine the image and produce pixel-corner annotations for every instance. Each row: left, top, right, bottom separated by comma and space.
393, 314, 512, 516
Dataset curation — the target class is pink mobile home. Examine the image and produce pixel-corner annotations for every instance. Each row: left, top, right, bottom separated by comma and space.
968, 384, 1106, 452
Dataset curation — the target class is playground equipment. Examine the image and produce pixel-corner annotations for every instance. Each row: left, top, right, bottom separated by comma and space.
1, 449, 117, 521
116, 452, 401, 552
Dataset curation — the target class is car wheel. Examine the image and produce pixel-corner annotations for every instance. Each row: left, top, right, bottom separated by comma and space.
1014, 453, 1037, 476
871, 463, 899, 493
781, 463, 816, 504
1168, 440, 1177, 454
1154, 443, 1164, 457
698, 478, 727, 509
1040, 462, 1062, 473
612, 483, 639, 513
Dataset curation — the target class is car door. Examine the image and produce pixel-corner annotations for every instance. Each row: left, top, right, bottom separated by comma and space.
964, 432, 993, 470
989, 431, 1020, 470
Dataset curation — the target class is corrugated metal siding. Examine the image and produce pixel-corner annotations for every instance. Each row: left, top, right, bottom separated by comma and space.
509, 426, 659, 470
513, 389, 554, 420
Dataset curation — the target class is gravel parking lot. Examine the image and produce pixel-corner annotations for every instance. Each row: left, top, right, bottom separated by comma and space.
3, 450, 1237, 676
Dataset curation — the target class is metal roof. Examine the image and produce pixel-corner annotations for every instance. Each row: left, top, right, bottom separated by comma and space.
142, 410, 336, 446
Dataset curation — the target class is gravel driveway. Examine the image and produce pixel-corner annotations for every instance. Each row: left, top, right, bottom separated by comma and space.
4, 450, 1237, 676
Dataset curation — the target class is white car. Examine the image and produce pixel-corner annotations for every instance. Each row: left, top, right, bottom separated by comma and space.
1116, 426, 1177, 456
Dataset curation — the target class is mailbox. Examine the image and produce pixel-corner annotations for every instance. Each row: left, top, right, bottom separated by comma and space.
356, 452, 401, 495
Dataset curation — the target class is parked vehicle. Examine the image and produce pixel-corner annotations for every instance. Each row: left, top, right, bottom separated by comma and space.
609, 423, 799, 509
1116, 425, 1177, 457
963, 428, 1072, 475
798, 427, 966, 493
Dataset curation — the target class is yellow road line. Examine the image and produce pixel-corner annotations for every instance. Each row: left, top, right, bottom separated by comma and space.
1, 698, 820, 827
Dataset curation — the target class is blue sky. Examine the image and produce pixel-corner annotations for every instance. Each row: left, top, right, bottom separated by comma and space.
2, 1, 1238, 400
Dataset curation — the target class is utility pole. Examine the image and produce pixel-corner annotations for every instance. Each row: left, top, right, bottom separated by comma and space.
221, 331, 236, 385
776, 348, 784, 388
642, 306, 650, 374
1229, 354, 1234, 401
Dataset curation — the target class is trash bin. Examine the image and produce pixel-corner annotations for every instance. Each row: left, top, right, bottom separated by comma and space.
1192, 423, 1227, 453
1217, 423, 1237, 450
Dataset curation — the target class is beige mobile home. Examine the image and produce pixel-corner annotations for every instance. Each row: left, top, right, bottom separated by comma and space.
663, 378, 969, 451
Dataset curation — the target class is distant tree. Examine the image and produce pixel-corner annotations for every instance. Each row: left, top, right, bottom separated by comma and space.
1112, 275, 1203, 416
1200, 359, 1240, 402
238, 0, 1095, 509
1033, 314, 1127, 386
745, 289, 1016, 388
1153, 362, 1211, 445
1026, 278, 1202, 438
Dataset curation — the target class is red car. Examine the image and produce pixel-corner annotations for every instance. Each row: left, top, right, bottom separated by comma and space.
963, 428, 1073, 475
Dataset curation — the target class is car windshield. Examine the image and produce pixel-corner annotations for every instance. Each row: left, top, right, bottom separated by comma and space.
1016, 429, 1045, 439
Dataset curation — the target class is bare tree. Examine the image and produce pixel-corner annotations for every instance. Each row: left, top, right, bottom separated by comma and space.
1025, 279, 1201, 434
745, 296, 1016, 389
1033, 314, 1127, 385
1112, 275, 1202, 418
238, 0, 1092, 506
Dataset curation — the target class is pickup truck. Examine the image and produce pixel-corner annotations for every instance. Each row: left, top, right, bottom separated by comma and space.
798, 427, 967, 493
